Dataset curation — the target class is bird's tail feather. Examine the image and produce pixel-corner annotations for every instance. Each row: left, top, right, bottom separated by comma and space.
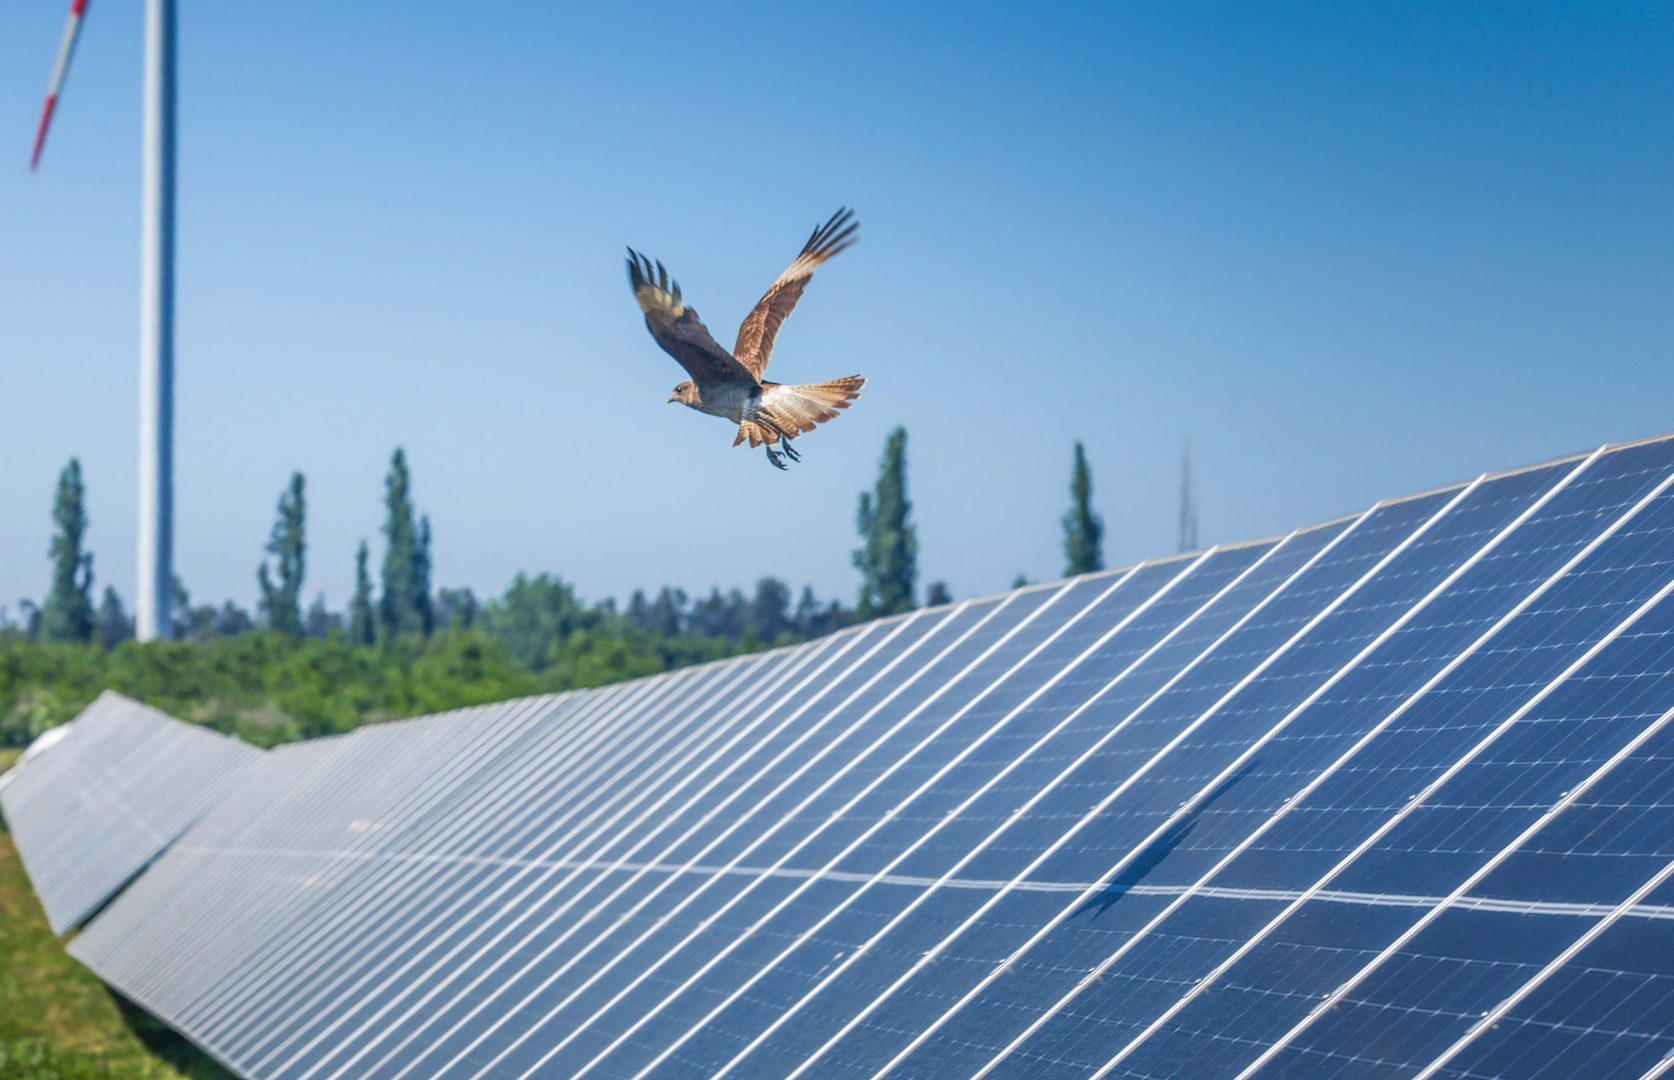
735, 376, 865, 449
757, 376, 866, 439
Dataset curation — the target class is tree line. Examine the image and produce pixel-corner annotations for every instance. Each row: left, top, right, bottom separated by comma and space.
3, 429, 1132, 746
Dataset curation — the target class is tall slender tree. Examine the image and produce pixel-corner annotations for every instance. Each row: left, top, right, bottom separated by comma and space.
348, 541, 376, 645
1178, 435, 1200, 552
418, 514, 434, 628
853, 427, 918, 619
41, 459, 95, 643
1062, 441, 1105, 576
257, 472, 307, 635
95, 586, 133, 650
303, 593, 340, 638
378, 449, 433, 638
747, 577, 793, 643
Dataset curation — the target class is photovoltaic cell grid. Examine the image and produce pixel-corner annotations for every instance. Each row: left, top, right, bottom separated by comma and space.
58, 433, 1674, 1079
0, 691, 264, 935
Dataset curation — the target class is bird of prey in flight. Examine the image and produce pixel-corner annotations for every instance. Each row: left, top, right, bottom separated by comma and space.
627, 207, 866, 469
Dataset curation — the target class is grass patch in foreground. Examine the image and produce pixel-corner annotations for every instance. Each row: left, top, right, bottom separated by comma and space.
0, 750, 229, 1079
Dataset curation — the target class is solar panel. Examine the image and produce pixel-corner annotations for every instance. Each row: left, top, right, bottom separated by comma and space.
53, 434, 1674, 1078
0, 691, 263, 935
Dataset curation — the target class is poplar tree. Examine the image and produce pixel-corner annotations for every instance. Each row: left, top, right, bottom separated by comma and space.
41, 459, 95, 643
349, 541, 376, 645
95, 586, 132, 650
378, 449, 433, 638
1062, 441, 1105, 576
258, 472, 307, 635
853, 427, 918, 619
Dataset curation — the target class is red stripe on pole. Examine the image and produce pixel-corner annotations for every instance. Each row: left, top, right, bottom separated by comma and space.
30, 95, 59, 171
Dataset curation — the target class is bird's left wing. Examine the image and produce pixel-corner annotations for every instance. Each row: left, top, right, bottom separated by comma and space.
627, 249, 756, 387
732, 207, 859, 379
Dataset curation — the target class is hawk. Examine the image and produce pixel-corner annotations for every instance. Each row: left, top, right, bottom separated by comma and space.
626, 207, 866, 469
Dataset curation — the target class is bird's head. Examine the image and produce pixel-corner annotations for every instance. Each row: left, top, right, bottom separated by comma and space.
668, 381, 698, 407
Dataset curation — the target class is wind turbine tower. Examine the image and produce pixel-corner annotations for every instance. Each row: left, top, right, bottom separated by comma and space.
33, 0, 177, 640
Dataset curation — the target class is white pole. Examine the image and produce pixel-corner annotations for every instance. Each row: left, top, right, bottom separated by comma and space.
136, 0, 175, 640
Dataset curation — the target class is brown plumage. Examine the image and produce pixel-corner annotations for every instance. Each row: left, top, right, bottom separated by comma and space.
626, 208, 865, 469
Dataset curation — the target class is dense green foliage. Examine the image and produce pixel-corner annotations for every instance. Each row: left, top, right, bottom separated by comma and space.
0, 624, 754, 750
257, 473, 306, 636
7, 429, 1164, 753
853, 427, 918, 618
1063, 440, 1105, 576
40, 461, 94, 645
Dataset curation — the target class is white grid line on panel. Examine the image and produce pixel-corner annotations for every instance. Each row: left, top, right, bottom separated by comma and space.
988, 450, 1614, 1078
881, 462, 1593, 1079
172, 682, 661, 1054
13, 710, 165, 930
155, 699, 575, 977
153, 691, 601, 1026
9, 698, 218, 932
66, 736, 296, 971
92, 694, 591, 1063
869, 474, 1493, 1080
408, 582, 1085, 1079
547, 559, 1209, 1080
72, 732, 344, 985
231, 592, 1045, 1074
193, 669, 696, 1048
732, 536, 1323, 1079
231, 647, 808, 1073
174, 695, 629, 1032
372, 601, 989, 1079
201, 669, 717, 1062
285, 622, 890, 1080
1228, 561, 1674, 1072
93, 844, 1674, 922
152, 698, 569, 988
481, 573, 1125, 1080
123, 707, 468, 1004
1414, 710, 1674, 1078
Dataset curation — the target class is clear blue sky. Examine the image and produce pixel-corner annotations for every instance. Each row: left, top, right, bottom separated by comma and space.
3, 2, 1671, 615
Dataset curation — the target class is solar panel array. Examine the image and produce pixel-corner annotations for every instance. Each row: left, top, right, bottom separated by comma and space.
51, 434, 1674, 1078
1, 691, 264, 935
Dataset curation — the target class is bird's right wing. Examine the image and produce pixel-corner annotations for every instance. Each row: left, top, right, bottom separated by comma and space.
626, 249, 756, 387
732, 207, 860, 379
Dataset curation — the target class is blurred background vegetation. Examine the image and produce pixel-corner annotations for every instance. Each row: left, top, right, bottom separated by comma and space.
1, 429, 1053, 750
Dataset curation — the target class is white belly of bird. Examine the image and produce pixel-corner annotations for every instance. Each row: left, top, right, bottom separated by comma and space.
697, 384, 755, 424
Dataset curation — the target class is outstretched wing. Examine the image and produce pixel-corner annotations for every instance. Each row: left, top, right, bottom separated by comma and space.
626, 249, 756, 388
732, 207, 859, 379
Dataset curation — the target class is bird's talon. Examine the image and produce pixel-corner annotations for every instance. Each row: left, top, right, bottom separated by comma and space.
765, 447, 788, 470
782, 441, 802, 463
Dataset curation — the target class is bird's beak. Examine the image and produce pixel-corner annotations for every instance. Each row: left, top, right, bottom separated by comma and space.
667, 393, 679, 404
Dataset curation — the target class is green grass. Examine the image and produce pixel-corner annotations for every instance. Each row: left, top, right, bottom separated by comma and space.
0, 748, 230, 1079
